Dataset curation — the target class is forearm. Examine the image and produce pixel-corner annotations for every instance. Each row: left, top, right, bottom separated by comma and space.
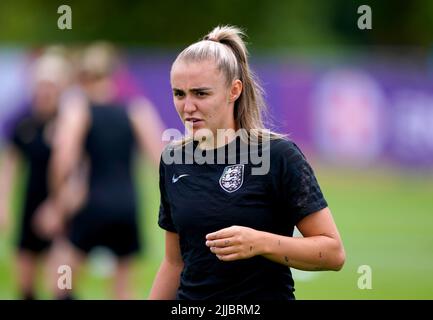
129, 108, 165, 169
148, 258, 183, 299
50, 153, 74, 196
0, 167, 14, 208
49, 99, 88, 200
0, 150, 18, 211
258, 231, 345, 271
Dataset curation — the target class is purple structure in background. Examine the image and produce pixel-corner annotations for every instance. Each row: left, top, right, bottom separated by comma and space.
1, 49, 433, 168
0, 50, 30, 142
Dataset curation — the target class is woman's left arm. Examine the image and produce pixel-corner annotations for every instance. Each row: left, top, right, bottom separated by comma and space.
206, 207, 345, 271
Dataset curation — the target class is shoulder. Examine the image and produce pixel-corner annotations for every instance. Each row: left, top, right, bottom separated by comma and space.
160, 143, 174, 165
161, 141, 179, 159
267, 138, 315, 180
162, 139, 194, 157
9, 112, 36, 141
4, 108, 31, 133
160, 140, 193, 169
15, 114, 34, 129
269, 138, 306, 163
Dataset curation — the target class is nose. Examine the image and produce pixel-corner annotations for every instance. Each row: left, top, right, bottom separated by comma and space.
183, 96, 197, 113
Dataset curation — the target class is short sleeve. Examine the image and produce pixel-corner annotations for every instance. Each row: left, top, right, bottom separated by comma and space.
7, 118, 26, 151
1, 109, 29, 150
157, 156, 177, 232
11, 123, 23, 149
275, 140, 328, 225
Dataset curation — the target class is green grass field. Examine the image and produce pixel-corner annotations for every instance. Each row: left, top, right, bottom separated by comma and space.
1, 161, 432, 300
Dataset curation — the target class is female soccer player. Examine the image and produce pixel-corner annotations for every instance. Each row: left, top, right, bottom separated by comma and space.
0, 50, 71, 299
149, 25, 345, 300
40, 42, 165, 299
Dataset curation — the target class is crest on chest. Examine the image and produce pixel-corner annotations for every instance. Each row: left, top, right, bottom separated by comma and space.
219, 164, 244, 193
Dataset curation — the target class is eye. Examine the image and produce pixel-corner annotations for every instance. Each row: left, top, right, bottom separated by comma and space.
196, 91, 208, 97
173, 90, 185, 98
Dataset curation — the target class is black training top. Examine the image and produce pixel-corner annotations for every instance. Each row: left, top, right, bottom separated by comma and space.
158, 137, 328, 300
9, 113, 52, 218
80, 104, 137, 220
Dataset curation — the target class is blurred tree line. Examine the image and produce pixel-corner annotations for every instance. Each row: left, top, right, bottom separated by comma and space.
0, 0, 432, 49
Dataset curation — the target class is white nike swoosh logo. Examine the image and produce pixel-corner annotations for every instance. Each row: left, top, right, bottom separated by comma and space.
172, 174, 190, 183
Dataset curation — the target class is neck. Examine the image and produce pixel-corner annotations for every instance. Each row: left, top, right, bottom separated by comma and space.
33, 107, 55, 122
88, 91, 114, 105
85, 79, 116, 105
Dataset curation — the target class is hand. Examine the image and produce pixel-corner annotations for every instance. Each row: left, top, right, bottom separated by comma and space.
205, 226, 264, 262
32, 199, 64, 240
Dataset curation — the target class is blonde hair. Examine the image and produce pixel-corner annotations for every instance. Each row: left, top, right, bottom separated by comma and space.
32, 47, 72, 90
79, 41, 119, 78
172, 25, 285, 144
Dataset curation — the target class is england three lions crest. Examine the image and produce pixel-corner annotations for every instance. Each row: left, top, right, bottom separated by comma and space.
219, 165, 244, 193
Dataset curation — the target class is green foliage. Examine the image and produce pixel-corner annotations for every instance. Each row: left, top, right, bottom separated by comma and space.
1, 0, 432, 48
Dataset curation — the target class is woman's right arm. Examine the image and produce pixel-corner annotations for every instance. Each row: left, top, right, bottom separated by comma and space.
148, 231, 184, 299
50, 95, 89, 193
128, 97, 166, 168
0, 147, 19, 231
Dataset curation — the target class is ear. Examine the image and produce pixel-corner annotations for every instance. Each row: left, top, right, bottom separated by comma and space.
229, 79, 242, 103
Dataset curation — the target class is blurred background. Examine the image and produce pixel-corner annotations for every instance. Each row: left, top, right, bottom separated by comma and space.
0, 0, 432, 299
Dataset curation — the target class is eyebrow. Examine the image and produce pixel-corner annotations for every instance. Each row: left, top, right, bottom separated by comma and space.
172, 87, 212, 93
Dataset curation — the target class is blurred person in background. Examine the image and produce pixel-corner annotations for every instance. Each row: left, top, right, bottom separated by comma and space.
38, 42, 165, 299
0, 49, 72, 299
149, 25, 345, 300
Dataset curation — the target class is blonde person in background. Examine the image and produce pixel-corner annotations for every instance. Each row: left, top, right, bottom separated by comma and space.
0, 49, 72, 299
38, 42, 165, 299
149, 25, 345, 300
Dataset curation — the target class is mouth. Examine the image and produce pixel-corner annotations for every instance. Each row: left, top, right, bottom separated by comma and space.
185, 117, 204, 126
